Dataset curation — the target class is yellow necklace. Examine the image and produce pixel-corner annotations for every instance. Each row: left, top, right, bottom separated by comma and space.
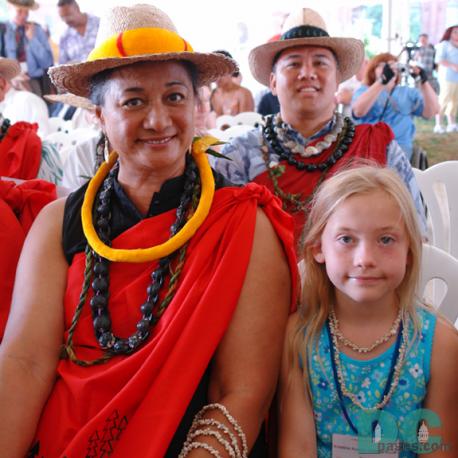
81, 136, 219, 263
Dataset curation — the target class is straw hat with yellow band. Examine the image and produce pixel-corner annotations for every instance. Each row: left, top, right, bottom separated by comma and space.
48, 4, 234, 264
48, 4, 237, 98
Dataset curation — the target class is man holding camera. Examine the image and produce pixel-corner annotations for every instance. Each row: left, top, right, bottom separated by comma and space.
351, 52, 439, 161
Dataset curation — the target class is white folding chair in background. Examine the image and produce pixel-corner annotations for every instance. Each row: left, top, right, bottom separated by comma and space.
233, 111, 263, 127
417, 243, 458, 326
413, 161, 458, 258
209, 124, 253, 142
215, 114, 235, 130
47, 117, 72, 135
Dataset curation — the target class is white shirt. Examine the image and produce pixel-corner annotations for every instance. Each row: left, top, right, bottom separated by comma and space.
0, 88, 50, 138
61, 133, 100, 191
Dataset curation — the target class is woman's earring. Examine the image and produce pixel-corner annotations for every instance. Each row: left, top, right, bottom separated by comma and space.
104, 135, 110, 162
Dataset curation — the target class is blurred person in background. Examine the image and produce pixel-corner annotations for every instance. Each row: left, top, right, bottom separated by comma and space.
57, 0, 99, 65
0, 56, 49, 137
352, 52, 439, 160
434, 25, 458, 133
413, 33, 439, 94
211, 49, 255, 115
194, 84, 216, 135
4, 0, 54, 98
335, 56, 367, 119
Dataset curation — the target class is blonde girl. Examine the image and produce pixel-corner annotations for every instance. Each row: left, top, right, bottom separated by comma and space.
278, 166, 458, 457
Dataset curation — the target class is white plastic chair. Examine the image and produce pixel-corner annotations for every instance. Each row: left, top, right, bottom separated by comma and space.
215, 114, 235, 130
209, 124, 253, 142
47, 117, 72, 134
233, 111, 263, 127
45, 128, 99, 164
413, 161, 458, 258
418, 244, 458, 325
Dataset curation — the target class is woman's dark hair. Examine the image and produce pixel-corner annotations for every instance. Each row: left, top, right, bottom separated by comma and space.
89, 60, 199, 106
440, 25, 458, 42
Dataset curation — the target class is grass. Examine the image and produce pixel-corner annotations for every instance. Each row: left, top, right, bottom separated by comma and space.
414, 118, 458, 165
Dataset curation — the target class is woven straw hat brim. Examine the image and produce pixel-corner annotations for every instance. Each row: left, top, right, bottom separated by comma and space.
49, 52, 237, 98
249, 36, 364, 86
44, 93, 95, 111
7, 0, 39, 10
0, 58, 21, 80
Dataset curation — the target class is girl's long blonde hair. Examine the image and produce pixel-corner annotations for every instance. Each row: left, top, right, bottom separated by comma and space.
297, 165, 423, 358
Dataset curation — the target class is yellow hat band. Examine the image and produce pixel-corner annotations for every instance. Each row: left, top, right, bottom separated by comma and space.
88, 27, 194, 61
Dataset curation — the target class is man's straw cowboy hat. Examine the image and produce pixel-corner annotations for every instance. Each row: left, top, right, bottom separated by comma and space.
249, 8, 364, 86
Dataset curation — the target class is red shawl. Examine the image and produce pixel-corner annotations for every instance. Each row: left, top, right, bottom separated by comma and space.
0, 179, 57, 340
0, 121, 42, 179
254, 123, 393, 245
33, 184, 298, 457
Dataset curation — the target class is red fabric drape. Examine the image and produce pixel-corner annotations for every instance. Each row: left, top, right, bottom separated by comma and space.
33, 184, 298, 457
254, 123, 392, 245
0, 179, 57, 340
0, 121, 42, 179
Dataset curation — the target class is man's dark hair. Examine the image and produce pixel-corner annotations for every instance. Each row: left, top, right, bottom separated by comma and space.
57, 0, 77, 7
213, 50, 240, 78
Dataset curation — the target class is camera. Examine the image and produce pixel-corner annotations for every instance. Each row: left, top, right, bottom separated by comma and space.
396, 63, 410, 73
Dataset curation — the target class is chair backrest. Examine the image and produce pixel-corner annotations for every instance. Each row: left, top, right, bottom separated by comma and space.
215, 114, 236, 130
45, 128, 99, 164
417, 243, 458, 324
233, 111, 263, 127
47, 117, 72, 134
413, 161, 458, 257
208, 124, 253, 142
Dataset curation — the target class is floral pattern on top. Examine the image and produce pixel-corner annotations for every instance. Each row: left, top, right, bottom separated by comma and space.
305, 307, 436, 458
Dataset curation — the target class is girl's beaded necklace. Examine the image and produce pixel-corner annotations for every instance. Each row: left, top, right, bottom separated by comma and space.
326, 313, 408, 434
329, 308, 402, 354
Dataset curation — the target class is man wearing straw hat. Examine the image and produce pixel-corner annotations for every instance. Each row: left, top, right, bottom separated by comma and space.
3, 0, 54, 98
212, 8, 426, 244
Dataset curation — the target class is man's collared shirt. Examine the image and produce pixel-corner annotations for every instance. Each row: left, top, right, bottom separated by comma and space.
58, 14, 100, 64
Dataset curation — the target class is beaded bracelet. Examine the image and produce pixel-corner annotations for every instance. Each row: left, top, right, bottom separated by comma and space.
187, 428, 236, 458
192, 418, 241, 456
194, 403, 248, 457
179, 441, 222, 457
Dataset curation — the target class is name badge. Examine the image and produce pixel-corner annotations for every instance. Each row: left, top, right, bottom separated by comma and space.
332, 434, 399, 458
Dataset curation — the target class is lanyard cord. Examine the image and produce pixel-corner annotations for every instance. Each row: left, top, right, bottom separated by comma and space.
326, 319, 404, 435
377, 86, 396, 123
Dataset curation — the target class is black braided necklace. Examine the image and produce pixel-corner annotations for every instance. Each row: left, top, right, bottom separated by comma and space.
262, 114, 356, 172
0, 116, 11, 142
64, 154, 200, 363
260, 115, 356, 213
